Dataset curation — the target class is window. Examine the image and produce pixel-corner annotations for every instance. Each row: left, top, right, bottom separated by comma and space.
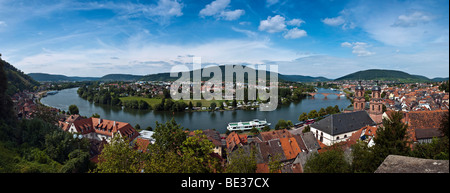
344, 135, 347, 138
336, 136, 340, 140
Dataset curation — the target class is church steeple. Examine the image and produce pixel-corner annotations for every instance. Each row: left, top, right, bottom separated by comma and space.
369, 80, 383, 115
353, 80, 365, 111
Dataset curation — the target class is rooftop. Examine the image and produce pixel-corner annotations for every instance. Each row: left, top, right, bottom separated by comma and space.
310, 111, 376, 136
375, 155, 449, 173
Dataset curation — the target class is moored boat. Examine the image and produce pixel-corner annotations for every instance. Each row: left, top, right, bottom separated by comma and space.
227, 119, 271, 131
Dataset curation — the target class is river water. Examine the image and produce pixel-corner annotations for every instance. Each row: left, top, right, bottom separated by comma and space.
41, 87, 350, 133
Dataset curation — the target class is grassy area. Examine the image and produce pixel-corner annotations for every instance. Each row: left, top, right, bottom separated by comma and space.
120, 96, 227, 108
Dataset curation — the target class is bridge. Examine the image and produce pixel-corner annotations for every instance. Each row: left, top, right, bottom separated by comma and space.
306, 92, 346, 99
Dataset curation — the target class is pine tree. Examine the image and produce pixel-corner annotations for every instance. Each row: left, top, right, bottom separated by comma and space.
372, 111, 410, 165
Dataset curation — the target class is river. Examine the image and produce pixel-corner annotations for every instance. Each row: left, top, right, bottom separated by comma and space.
40, 87, 350, 133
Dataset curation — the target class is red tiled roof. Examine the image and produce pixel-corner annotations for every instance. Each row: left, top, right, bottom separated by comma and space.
72, 118, 139, 140
226, 132, 247, 151
279, 137, 302, 160
135, 138, 150, 152
259, 129, 293, 141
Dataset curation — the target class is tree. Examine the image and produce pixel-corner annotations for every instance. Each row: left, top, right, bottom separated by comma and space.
91, 113, 100, 118
196, 101, 202, 107
210, 102, 217, 110
318, 108, 327, 117
226, 146, 257, 173
298, 112, 308, 122
152, 118, 187, 152
180, 130, 220, 173
135, 124, 141, 130
333, 105, 340, 113
440, 110, 449, 138
308, 110, 318, 119
95, 135, 145, 173
250, 127, 259, 135
68, 104, 79, 115
351, 141, 378, 173
372, 111, 410, 167
188, 101, 193, 111
138, 100, 149, 110
275, 119, 288, 130
304, 148, 351, 173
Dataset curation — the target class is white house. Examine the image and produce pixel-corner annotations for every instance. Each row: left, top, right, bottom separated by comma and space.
309, 111, 376, 146
68, 117, 139, 143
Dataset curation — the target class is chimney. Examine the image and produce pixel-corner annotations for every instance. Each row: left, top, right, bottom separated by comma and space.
113, 121, 116, 127
98, 118, 102, 124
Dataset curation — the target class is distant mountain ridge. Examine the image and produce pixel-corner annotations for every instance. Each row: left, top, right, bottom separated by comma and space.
28, 65, 329, 83
27, 67, 447, 83
335, 69, 448, 83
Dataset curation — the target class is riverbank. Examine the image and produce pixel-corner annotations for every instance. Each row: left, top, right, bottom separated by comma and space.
41, 87, 351, 133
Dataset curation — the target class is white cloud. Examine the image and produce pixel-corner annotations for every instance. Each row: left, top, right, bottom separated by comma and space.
199, 0, 244, 21
199, 0, 230, 16
13, 37, 300, 76
266, 0, 279, 7
341, 42, 375, 56
231, 27, 257, 38
219, 9, 245, 21
392, 11, 433, 27
150, 0, 184, 17
0, 21, 6, 27
258, 15, 287, 33
321, 16, 345, 26
287, 18, 305, 27
283, 28, 307, 39
341, 42, 352, 47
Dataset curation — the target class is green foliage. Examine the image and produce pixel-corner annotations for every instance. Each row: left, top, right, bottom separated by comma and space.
298, 112, 308, 122
68, 104, 79, 115
95, 135, 145, 173
152, 118, 187, 152
410, 137, 449, 160
304, 148, 352, 173
351, 141, 379, 173
440, 111, 449, 138
225, 146, 257, 173
308, 110, 318, 119
373, 112, 410, 157
439, 81, 449, 92
275, 119, 288, 130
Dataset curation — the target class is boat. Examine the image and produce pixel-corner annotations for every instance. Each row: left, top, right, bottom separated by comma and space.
227, 119, 271, 131
46, 90, 58, 95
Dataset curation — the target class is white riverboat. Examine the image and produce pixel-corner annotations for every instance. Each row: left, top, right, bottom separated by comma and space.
227, 119, 271, 131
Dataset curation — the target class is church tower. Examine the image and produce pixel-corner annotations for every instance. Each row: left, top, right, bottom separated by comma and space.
353, 80, 365, 111
353, 81, 366, 111
369, 80, 383, 123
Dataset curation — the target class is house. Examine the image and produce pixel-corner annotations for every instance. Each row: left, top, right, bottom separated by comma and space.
248, 129, 321, 173
68, 118, 139, 143
309, 111, 377, 146
402, 110, 447, 143
225, 132, 248, 153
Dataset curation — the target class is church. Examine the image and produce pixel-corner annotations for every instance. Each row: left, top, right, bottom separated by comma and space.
309, 81, 383, 146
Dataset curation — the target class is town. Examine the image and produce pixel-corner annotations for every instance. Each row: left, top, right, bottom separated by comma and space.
6, 76, 449, 173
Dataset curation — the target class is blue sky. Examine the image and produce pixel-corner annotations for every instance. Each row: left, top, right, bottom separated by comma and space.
0, 0, 448, 79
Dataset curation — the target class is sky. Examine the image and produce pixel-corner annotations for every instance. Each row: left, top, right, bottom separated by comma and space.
0, 0, 448, 79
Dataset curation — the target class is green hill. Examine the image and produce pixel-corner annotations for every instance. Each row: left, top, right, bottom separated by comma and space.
335, 69, 433, 83
28, 73, 99, 82
100, 74, 143, 81
1, 59, 40, 96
